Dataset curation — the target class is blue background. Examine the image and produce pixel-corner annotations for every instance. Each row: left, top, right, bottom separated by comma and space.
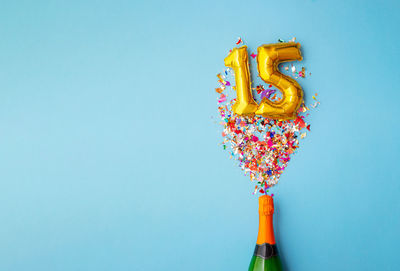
0, 0, 399, 270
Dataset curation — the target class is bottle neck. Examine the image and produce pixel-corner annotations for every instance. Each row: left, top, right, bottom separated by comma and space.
256, 195, 276, 245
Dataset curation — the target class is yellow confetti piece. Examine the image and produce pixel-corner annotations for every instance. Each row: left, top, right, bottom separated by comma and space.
217, 73, 227, 85
301, 132, 307, 139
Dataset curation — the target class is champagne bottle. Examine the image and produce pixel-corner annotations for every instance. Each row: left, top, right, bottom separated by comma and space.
248, 195, 283, 271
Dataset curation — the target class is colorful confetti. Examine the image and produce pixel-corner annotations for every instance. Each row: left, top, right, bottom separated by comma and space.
214, 39, 319, 195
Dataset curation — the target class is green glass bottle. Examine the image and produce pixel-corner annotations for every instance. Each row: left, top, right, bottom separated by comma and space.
248, 195, 283, 271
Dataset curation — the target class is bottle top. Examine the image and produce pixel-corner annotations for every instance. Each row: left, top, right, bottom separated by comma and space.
258, 195, 274, 216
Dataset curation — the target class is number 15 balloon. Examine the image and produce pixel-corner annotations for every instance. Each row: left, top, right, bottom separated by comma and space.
224, 42, 303, 120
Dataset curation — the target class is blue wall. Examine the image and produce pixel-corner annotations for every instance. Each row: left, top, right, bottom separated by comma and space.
0, 0, 399, 270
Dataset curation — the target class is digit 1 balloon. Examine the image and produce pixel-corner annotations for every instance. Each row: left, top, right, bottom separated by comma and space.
224, 46, 258, 116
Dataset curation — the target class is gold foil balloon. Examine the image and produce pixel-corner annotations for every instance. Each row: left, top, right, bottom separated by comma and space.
224, 46, 258, 115
256, 42, 303, 120
224, 43, 303, 120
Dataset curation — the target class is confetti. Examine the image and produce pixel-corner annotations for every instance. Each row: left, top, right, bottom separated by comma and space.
214, 39, 319, 195
311, 102, 320, 108
261, 89, 276, 100
215, 87, 224, 93
299, 67, 306, 78
218, 93, 227, 103
250, 53, 257, 59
